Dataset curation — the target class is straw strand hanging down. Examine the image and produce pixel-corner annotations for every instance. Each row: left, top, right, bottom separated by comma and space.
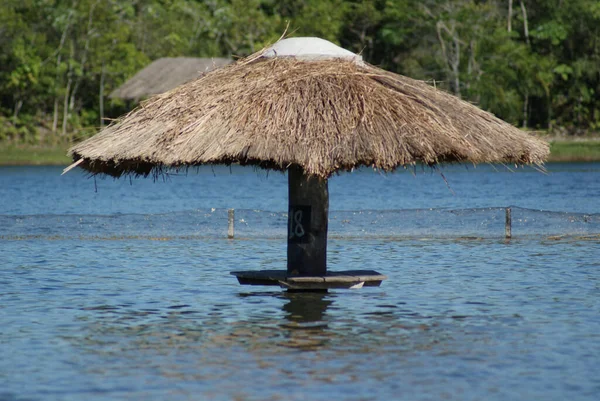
67, 51, 549, 178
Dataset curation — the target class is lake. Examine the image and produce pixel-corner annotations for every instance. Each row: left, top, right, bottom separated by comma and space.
1, 163, 599, 400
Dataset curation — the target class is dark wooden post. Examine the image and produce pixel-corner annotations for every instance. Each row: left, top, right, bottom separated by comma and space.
287, 165, 329, 276
505, 207, 512, 239
228, 209, 235, 239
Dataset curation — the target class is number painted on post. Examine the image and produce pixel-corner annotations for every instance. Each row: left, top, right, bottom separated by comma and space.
288, 205, 311, 244
290, 210, 305, 239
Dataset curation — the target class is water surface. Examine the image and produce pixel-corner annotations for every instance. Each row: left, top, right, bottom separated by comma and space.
1, 164, 599, 400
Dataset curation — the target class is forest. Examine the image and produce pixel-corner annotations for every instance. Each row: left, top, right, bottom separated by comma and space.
1, 0, 599, 146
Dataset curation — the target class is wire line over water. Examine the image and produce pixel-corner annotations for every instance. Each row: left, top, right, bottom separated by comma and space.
3, 207, 599, 241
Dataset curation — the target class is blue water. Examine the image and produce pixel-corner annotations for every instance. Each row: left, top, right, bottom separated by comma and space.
3, 163, 600, 214
1, 163, 600, 400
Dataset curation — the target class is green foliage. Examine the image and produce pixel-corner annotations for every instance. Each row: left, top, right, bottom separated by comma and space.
1, 0, 600, 145
549, 141, 600, 162
279, 0, 348, 44
531, 21, 569, 46
0, 115, 39, 144
0, 143, 71, 165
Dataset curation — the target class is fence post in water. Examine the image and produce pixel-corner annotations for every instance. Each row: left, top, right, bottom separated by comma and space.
505, 207, 512, 239
228, 209, 235, 239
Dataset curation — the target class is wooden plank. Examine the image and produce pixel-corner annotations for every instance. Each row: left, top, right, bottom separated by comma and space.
328, 270, 388, 282
230, 269, 387, 289
280, 280, 365, 290
235, 276, 281, 286
287, 276, 326, 283
322, 275, 361, 283
231, 270, 287, 280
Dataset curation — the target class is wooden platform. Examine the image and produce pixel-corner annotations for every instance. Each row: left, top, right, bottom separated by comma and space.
230, 270, 387, 290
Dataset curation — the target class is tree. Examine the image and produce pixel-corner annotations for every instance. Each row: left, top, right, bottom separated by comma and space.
1, 0, 600, 144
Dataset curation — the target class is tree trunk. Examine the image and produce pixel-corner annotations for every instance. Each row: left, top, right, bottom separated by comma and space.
520, 1, 530, 45
452, 33, 461, 98
13, 99, 23, 119
51, 4, 74, 136
62, 77, 72, 137
62, 40, 76, 138
99, 62, 105, 128
522, 92, 529, 129
548, 96, 553, 131
69, 0, 98, 113
52, 97, 59, 134
508, 0, 513, 32
436, 20, 462, 98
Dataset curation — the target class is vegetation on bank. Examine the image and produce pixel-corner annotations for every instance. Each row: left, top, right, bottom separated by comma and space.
547, 140, 600, 162
0, 144, 71, 165
1, 0, 600, 148
2, 138, 600, 166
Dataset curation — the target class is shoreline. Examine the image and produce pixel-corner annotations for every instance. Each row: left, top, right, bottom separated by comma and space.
0, 145, 72, 166
1, 139, 600, 166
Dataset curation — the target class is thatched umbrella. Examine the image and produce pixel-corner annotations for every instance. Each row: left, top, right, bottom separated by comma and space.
66, 37, 549, 289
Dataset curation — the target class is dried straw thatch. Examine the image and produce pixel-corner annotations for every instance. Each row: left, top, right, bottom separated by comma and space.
69, 42, 549, 178
109, 57, 232, 100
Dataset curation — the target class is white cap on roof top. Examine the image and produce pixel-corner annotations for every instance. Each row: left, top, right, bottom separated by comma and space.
263, 37, 363, 64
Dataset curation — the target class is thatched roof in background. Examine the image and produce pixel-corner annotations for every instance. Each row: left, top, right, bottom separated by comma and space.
69, 39, 549, 178
109, 57, 232, 100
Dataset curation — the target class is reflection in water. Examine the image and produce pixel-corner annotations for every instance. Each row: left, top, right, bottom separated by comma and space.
51, 287, 556, 400
279, 292, 335, 350
70, 293, 340, 357
282, 292, 333, 324
69, 291, 441, 361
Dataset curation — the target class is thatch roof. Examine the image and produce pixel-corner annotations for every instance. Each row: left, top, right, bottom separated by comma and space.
69, 39, 549, 178
109, 57, 232, 100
